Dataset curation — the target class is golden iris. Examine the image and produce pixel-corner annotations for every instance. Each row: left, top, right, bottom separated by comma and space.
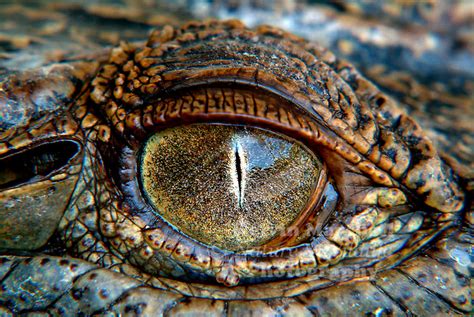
140, 123, 322, 251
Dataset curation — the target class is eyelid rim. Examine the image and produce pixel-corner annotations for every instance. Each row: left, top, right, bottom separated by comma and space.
105, 75, 400, 190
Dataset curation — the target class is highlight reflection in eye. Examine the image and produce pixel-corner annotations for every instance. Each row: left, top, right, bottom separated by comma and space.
140, 124, 322, 252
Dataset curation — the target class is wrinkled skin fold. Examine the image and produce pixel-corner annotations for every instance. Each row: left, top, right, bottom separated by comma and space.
0, 2, 473, 316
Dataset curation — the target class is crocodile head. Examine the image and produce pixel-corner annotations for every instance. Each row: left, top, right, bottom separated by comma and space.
0, 20, 472, 316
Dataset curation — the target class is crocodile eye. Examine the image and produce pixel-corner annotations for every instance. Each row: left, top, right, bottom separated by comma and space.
89, 21, 464, 290
140, 123, 323, 251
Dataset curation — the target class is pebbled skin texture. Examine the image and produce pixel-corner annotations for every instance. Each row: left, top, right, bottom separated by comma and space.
0, 1, 472, 316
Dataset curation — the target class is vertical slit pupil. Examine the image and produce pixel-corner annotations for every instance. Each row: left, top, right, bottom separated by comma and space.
235, 146, 243, 208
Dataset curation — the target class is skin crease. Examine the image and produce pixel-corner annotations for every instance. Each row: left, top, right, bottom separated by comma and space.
0, 1, 473, 316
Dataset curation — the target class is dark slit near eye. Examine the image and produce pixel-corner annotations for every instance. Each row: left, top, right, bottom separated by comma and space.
235, 145, 243, 208
0, 140, 80, 190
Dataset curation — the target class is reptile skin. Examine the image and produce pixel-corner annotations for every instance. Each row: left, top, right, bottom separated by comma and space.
0, 1, 472, 316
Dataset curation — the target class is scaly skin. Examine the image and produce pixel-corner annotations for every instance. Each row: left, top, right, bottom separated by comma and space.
0, 2, 472, 316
